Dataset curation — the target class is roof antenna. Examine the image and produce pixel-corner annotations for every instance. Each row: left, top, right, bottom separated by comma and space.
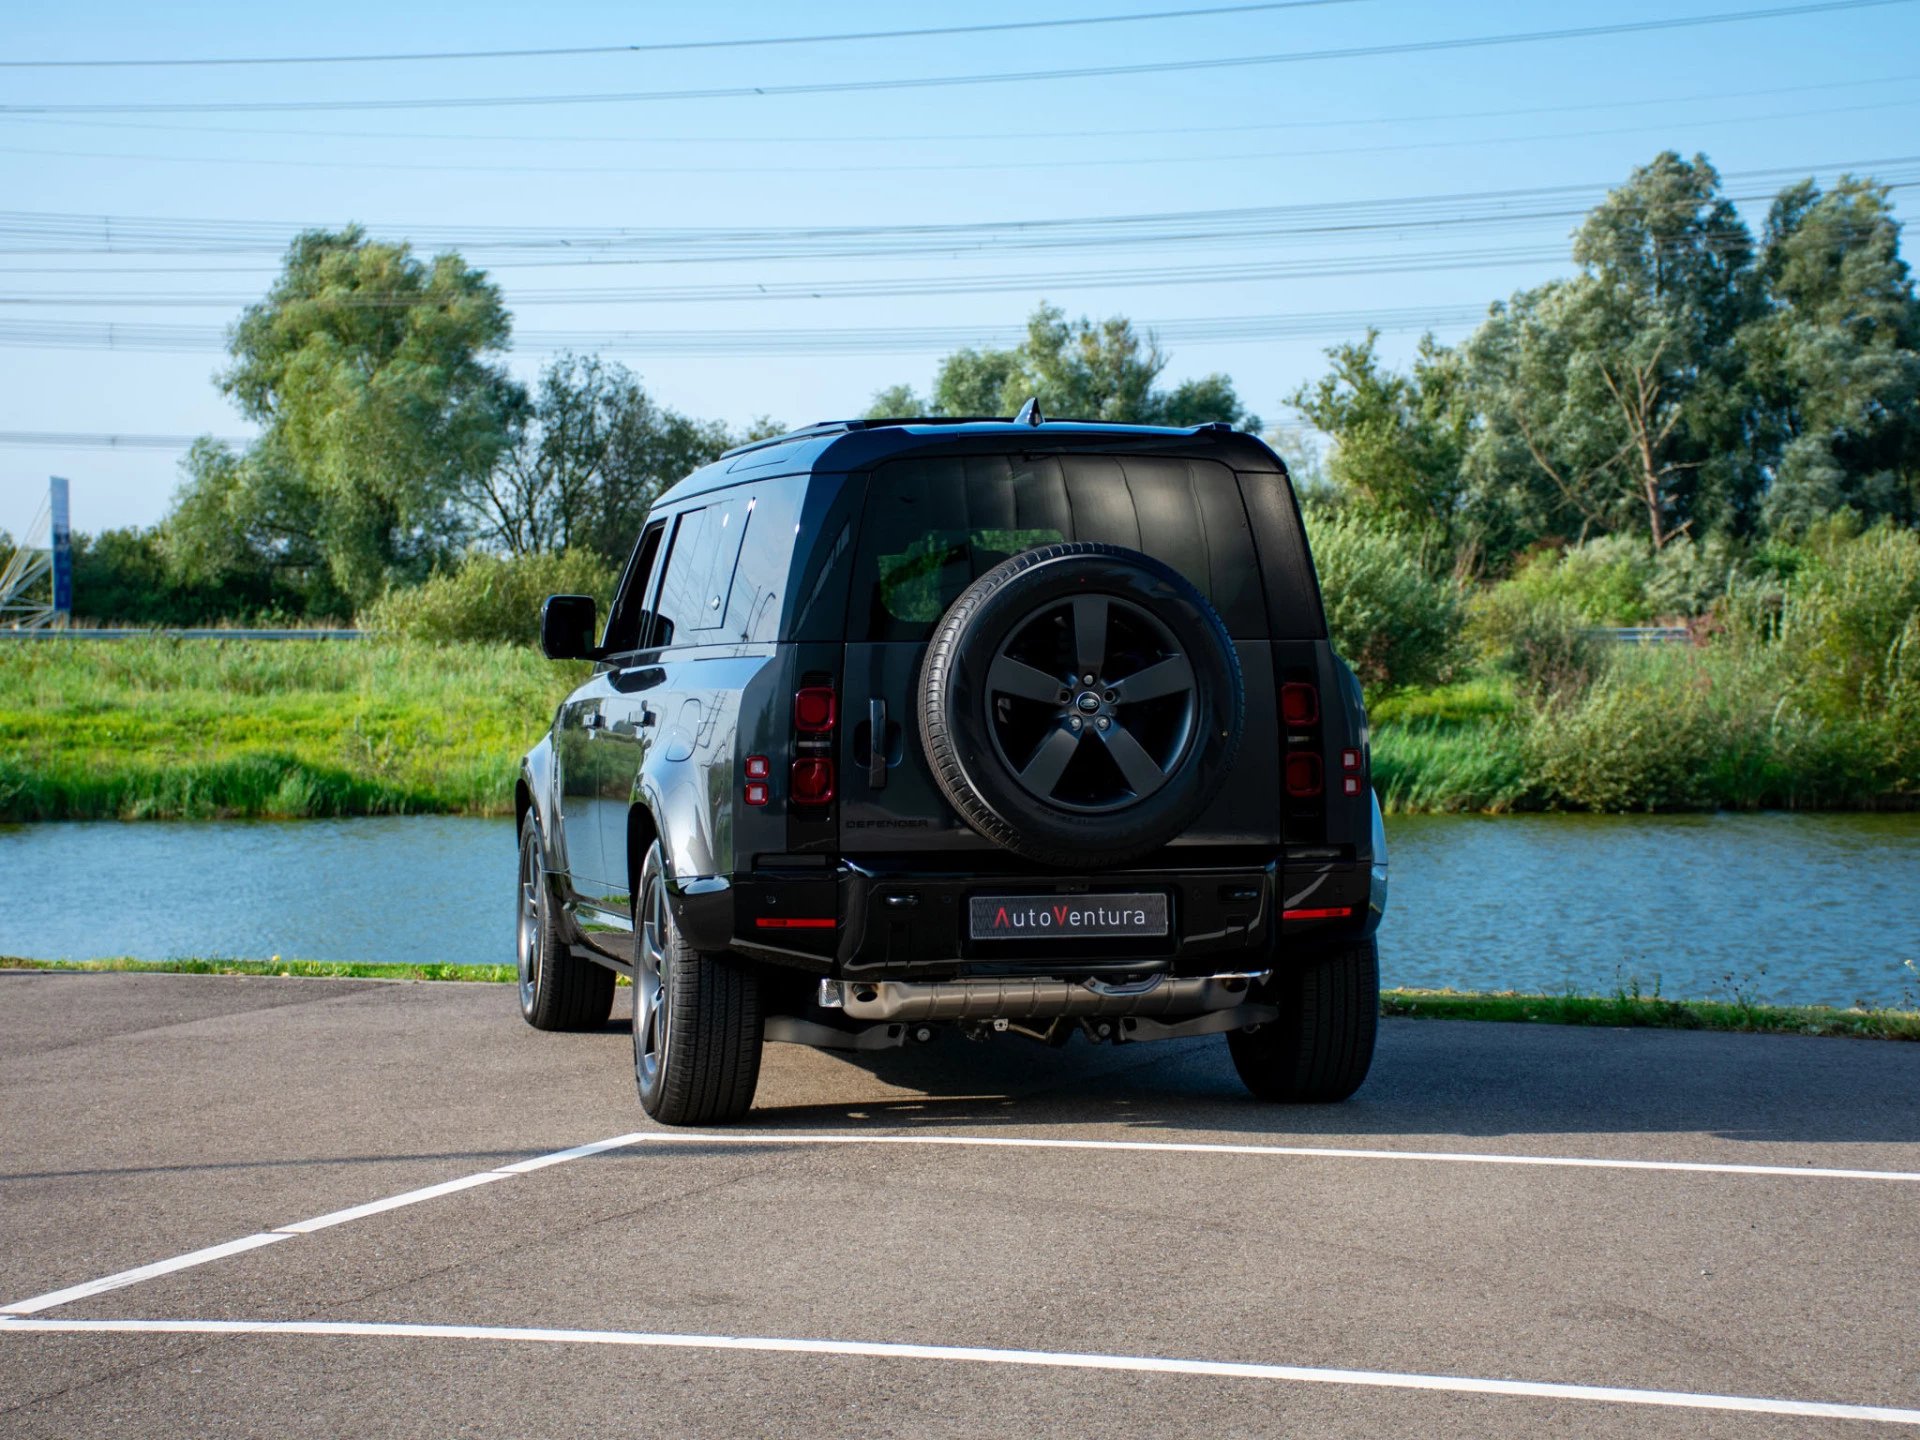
1015, 396, 1044, 428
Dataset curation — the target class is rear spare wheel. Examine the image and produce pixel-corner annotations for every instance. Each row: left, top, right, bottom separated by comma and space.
917, 542, 1244, 868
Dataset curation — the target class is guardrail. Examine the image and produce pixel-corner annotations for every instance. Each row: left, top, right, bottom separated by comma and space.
1592, 626, 1690, 644
0, 628, 364, 641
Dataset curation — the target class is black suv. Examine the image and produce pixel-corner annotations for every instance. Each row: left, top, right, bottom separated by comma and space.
517, 412, 1388, 1125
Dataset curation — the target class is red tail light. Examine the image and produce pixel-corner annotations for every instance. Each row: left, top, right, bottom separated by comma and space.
1285, 752, 1323, 798
1281, 682, 1319, 727
790, 757, 836, 805
794, 687, 838, 734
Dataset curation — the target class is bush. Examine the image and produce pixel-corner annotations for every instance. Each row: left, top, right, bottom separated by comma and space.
1304, 508, 1461, 691
1521, 652, 1724, 810
1502, 535, 1655, 623
363, 550, 617, 646
1774, 523, 1920, 714
1466, 587, 1603, 697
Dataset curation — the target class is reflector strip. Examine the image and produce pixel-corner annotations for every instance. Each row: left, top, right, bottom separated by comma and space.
1283, 906, 1353, 920
755, 917, 836, 930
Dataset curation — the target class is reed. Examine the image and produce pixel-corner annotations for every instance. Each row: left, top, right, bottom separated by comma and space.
0, 637, 582, 821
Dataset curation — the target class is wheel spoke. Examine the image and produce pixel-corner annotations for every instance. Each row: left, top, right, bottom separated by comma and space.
1097, 722, 1170, 797
1071, 596, 1109, 679
1018, 725, 1080, 798
1110, 655, 1193, 705
988, 654, 1065, 704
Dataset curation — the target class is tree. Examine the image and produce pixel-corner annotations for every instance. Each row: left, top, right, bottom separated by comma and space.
182, 227, 525, 606
1467, 153, 1759, 550
1288, 330, 1471, 553
165, 434, 350, 616
469, 354, 754, 564
1745, 177, 1920, 533
869, 303, 1257, 428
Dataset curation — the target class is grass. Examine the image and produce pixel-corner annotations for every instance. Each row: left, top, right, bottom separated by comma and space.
0, 637, 584, 821
3, 632, 1913, 821
1380, 987, 1920, 1041
5, 956, 1910, 1038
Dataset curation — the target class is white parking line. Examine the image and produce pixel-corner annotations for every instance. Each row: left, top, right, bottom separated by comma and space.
618, 1131, 1920, 1183
2, 1316, 1916, 1427
4, 1128, 1916, 1316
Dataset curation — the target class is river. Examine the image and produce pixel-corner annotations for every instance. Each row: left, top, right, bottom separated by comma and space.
2, 812, 1915, 1009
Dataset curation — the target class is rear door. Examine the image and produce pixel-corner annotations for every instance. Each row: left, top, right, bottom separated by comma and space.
838, 452, 1279, 862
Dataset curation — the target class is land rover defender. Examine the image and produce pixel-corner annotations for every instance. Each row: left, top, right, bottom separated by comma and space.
516, 410, 1387, 1125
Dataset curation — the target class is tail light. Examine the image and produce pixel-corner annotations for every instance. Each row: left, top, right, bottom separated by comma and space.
1281, 682, 1319, 728
1285, 752, 1323, 798
794, 687, 838, 734
744, 754, 770, 806
791, 756, 836, 805
791, 682, 837, 808
1341, 747, 1364, 797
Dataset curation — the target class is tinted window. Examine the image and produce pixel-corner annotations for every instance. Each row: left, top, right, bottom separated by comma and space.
727, 477, 805, 643
851, 453, 1265, 641
601, 521, 667, 654
650, 486, 787, 647
652, 508, 712, 647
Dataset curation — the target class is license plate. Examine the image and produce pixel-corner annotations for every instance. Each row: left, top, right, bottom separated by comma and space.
968, 893, 1169, 940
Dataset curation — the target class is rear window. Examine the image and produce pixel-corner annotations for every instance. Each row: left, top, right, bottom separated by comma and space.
850, 453, 1265, 641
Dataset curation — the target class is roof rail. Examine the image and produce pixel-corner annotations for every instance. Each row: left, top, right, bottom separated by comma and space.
718, 419, 865, 460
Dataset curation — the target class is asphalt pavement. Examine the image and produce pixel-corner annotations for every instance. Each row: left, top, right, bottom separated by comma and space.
2, 969, 1918, 1438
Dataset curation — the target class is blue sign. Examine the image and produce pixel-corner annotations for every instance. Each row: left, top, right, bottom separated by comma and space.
49, 476, 71, 620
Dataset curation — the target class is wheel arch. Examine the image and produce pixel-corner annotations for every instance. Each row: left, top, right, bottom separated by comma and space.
625, 798, 663, 904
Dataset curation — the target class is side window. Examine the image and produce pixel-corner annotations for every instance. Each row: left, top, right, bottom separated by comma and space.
650, 508, 711, 649
601, 520, 668, 655
726, 476, 805, 642
699, 493, 751, 631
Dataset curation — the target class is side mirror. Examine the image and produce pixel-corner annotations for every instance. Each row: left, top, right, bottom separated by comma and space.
539, 594, 599, 661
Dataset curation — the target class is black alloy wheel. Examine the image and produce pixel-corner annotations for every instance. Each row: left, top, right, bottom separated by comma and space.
515, 813, 615, 1032
631, 840, 764, 1125
919, 542, 1244, 869
633, 853, 672, 1096
986, 592, 1198, 813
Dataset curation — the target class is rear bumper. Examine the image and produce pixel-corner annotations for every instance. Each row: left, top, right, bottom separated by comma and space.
675, 852, 1376, 980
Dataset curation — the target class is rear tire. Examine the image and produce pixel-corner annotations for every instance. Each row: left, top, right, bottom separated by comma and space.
517, 814, 616, 1032
1227, 938, 1378, 1102
633, 841, 764, 1126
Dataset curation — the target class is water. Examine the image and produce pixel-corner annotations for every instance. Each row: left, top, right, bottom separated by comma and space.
1, 812, 1916, 1009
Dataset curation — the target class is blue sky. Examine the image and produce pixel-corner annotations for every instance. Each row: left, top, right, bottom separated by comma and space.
3, 0, 1917, 536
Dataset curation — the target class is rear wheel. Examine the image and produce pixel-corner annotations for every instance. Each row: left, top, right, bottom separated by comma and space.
1227, 938, 1379, 1102
517, 814, 615, 1032
633, 841, 764, 1125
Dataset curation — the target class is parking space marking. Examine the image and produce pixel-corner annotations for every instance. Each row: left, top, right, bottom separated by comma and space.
0, 1134, 647, 1316
3, 1316, 1916, 1427
622, 1131, 1920, 1182
5, 1127, 1916, 1317
0, 1235, 293, 1316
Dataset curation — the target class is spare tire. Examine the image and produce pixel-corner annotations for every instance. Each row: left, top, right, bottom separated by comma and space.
918, 542, 1244, 868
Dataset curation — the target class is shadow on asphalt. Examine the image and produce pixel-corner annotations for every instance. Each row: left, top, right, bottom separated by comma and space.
744, 1019, 1920, 1146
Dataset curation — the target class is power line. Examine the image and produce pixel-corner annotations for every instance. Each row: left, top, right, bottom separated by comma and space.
1, 1, 1905, 115
0, 305, 1496, 357
0, 1, 1363, 69
0, 431, 248, 450
5, 97, 1914, 179
3, 156, 1910, 264
6, 71, 1911, 149
0, 245, 1598, 307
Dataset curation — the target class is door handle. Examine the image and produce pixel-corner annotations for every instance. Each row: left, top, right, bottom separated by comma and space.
868, 698, 887, 789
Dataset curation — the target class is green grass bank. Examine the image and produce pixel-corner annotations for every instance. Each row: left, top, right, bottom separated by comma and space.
0, 637, 580, 822
6, 956, 1914, 1040
2, 634, 1915, 821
